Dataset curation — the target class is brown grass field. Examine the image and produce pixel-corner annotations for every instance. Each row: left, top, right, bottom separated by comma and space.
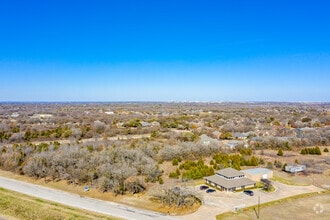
0, 187, 118, 220
217, 191, 330, 220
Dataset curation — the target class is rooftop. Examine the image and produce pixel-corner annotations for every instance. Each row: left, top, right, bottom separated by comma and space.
216, 167, 244, 178
205, 175, 255, 189
242, 168, 272, 175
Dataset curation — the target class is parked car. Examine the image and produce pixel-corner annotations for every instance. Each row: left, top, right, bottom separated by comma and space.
244, 190, 254, 196
199, 185, 209, 190
206, 189, 216, 193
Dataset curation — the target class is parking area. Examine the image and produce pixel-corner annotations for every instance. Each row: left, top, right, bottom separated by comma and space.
181, 181, 323, 220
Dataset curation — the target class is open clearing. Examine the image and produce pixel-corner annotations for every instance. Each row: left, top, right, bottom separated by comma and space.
216, 191, 330, 220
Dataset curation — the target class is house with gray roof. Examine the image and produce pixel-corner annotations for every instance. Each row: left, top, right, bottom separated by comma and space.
204, 167, 256, 192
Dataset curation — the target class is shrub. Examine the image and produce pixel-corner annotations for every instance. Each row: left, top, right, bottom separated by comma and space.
277, 149, 283, 156
274, 160, 282, 168
324, 148, 329, 152
172, 159, 179, 166
169, 171, 179, 179
266, 162, 273, 169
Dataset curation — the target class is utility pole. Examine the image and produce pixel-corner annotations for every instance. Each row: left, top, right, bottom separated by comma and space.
258, 196, 260, 219
254, 195, 260, 219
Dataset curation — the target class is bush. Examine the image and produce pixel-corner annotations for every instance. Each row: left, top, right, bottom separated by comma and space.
324, 148, 329, 152
282, 163, 287, 171
274, 160, 282, 168
301, 117, 311, 123
169, 171, 179, 179
266, 162, 273, 169
172, 159, 179, 166
277, 149, 283, 156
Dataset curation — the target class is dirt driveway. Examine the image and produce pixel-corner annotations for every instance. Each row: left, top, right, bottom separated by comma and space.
180, 182, 323, 220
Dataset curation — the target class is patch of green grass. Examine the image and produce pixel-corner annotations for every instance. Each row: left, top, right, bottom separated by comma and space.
35, 198, 44, 203
0, 188, 120, 220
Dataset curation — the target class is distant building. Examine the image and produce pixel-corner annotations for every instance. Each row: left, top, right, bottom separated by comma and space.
204, 167, 256, 192
141, 121, 151, 127
232, 132, 248, 140
242, 168, 273, 181
11, 112, 19, 118
150, 121, 160, 127
30, 114, 53, 119
199, 134, 219, 146
285, 164, 306, 173
232, 131, 255, 140
226, 141, 240, 149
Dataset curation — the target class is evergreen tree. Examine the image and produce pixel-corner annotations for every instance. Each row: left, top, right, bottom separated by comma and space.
277, 149, 283, 156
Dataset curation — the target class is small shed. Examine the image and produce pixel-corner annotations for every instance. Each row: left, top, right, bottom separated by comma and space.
285, 165, 306, 173
242, 168, 273, 181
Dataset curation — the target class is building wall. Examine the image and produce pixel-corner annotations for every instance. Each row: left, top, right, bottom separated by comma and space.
205, 179, 256, 192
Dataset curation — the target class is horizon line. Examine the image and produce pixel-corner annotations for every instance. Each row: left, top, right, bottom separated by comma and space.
1, 101, 329, 104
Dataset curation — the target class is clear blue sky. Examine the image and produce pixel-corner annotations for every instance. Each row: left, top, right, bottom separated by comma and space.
0, 0, 329, 102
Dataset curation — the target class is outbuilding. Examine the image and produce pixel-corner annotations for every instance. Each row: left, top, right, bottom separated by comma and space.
242, 168, 273, 181
285, 164, 306, 173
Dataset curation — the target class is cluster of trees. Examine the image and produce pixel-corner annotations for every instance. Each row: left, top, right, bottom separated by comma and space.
169, 159, 215, 180
0, 141, 163, 195
152, 187, 201, 207
159, 141, 224, 161
179, 159, 215, 181
24, 127, 73, 141
212, 153, 264, 170
300, 146, 322, 155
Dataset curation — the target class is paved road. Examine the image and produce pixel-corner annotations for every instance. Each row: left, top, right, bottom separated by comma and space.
0, 176, 177, 220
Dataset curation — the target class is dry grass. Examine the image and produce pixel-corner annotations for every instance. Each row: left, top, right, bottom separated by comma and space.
271, 175, 310, 186
0, 187, 118, 220
216, 191, 330, 220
